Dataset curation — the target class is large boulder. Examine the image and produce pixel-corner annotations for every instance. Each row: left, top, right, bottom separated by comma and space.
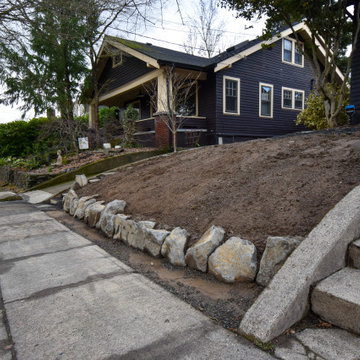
161, 227, 188, 267
100, 214, 116, 238
69, 197, 79, 216
185, 225, 225, 272
63, 189, 78, 213
84, 201, 105, 227
208, 237, 257, 283
96, 200, 127, 230
113, 214, 131, 240
256, 236, 303, 287
0, 191, 22, 201
75, 174, 88, 187
121, 219, 137, 245
125, 221, 156, 250
144, 229, 170, 257
74, 196, 97, 220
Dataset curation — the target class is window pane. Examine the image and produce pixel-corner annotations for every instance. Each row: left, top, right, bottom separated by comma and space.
225, 79, 238, 113
283, 39, 292, 62
260, 85, 272, 116
283, 90, 292, 108
177, 84, 196, 116
295, 91, 303, 109
295, 44, 303, 65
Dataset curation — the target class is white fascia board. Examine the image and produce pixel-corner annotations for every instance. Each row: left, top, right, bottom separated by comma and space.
300, 24, 344, 82
214, 22, 345, 83
106, 39, 160, 69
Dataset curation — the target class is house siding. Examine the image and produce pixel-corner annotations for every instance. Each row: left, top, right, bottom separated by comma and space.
98, 55, 153, 96
198, 73, 217, 144
215, 38, 314, 141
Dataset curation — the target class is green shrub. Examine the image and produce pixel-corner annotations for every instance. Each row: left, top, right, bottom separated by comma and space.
296, 87, 348, 130
99, 106, 122, 141
122, 104, 138, 147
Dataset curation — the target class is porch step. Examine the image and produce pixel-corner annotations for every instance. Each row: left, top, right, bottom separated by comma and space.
349, 239, 360, 269
311, 267, 360, 335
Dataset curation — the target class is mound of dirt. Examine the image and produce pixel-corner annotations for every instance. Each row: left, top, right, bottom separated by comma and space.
78, 127, 360, 254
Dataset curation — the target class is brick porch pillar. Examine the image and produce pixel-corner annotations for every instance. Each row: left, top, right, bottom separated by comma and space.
154, 112, 170, 148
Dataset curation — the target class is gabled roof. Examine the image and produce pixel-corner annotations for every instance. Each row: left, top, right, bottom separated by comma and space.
105, 35, 212, 70
100, 22, 343, 81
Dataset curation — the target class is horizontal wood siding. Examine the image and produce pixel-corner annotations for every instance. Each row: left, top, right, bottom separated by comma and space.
99, 55, 153, 96
215, 38, 314, 139
178, 117, 207, 129
135, 118, 155, 132
198, 74, 217, 144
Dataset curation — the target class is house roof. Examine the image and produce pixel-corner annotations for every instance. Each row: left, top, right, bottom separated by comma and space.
102, 22, 343, 81
105, 35, 212, 70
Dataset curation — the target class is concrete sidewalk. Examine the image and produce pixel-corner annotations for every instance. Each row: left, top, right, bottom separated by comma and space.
0, 201, 272, 360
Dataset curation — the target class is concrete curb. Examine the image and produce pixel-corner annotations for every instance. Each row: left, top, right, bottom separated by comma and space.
239, 185, 360, 343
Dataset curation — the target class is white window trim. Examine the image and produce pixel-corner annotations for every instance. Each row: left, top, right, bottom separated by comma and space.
259, 82, 274, 118
223, 76, 240, 115
282, 37, 304, 68
281, 87, 305, 111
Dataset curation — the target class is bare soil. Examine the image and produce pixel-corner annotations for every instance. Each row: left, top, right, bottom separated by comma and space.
78, 126, 360, 254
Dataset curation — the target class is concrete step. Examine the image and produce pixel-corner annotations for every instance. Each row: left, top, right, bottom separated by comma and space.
311, 267, 360, 334
349, 239, 360, 269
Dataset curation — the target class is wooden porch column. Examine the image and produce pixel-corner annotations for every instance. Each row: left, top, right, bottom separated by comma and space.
88, 103, 97, 129
155, 69, 172, 148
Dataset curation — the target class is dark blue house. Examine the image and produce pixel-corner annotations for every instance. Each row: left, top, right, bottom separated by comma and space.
90, 22, 343, 147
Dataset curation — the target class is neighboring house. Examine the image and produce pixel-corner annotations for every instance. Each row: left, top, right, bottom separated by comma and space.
89, 22, 343, 147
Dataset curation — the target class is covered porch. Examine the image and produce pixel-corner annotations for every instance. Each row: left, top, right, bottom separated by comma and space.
89, 67, 209, 148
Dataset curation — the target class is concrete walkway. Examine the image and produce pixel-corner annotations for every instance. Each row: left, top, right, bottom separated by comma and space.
0, 201, 272, 360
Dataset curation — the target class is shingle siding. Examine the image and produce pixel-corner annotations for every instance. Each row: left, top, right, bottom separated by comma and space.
215, 38, 314, 140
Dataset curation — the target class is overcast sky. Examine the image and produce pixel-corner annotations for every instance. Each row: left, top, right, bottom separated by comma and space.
0, 0, 265, 124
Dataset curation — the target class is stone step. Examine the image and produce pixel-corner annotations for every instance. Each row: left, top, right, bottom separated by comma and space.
312, 267, 360, 335
349, 239, 360, 269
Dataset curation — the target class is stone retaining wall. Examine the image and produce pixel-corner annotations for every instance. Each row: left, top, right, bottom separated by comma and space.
62, 175, 303, 286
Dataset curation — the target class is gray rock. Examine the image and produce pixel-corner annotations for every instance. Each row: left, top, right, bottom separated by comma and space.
100, 214, 116, 238
312, 267, 360, 335
75, 174, 88, 187
126, 221, 156, 250
74, 196, 97, 220
96, 200, 127, 230
0, 191, 22, 201
208, 237, 257, 283
63, 189, 78, 213
161, 227, 188, 267
121, 219, 137, 246
139, 221, 156, 229
239, 184, 360, 343
84, 201, 105, 227
185, 225, 225, 272
144, 229, 170, 257
69, 197, 79, 216
256, 236, 303, 286
113, 214, 131, 240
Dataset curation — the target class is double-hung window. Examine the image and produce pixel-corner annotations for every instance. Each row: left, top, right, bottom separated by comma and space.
223, 76, 240, 115
282, 38, 304, 67
282, 87, 305, 110
259, 83, 273, 118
